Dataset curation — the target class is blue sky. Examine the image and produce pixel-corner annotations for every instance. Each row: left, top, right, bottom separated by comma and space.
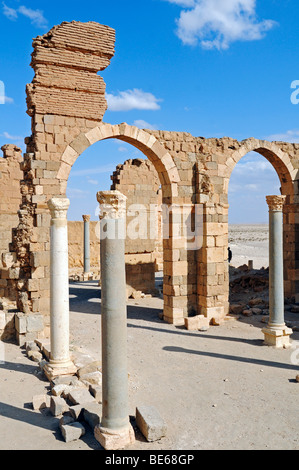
0, 0, 298, 222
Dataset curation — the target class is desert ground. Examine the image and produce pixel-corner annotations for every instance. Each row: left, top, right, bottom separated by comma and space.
0, 224, 298, 451
229, 224, 269, 270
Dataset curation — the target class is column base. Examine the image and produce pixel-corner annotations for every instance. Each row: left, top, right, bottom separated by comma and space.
43, 360, 77, 381
94, 423, 135, 450
262, 326, 293, 348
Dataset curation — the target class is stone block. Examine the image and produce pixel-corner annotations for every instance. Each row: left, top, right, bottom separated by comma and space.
26, 314, 44, 333
135, 405, 167, 442
28, 350, 43, 363
52, 384, 72, 397
184, 316, 199, 330
61, 422, 86, 443
69, 404, 85, 420
0, 312, 6, 330
83, 402, 102, 429
50, 396, 69, 416
32, 394, 51, 411
94, 424, 135, 450
80, 371, 102, 386
77, 361, 102, 378
59, 414, 75, 428
17, 332, 37, 347
89, 384, 102, 403
68, 388, 96, 406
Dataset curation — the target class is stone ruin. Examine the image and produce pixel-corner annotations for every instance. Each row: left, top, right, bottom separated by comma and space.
0, 20, 298, 346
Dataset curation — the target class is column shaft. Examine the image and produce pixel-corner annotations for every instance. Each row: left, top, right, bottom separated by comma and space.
262, 195, 292, 348
83, 215, 90, 273
268, 208, 285, 328
44, 198, 76, 379
94, 190, 135, 450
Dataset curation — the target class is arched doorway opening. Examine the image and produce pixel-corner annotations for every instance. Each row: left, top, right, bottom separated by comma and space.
57, 123, 181, 326
226, 139, 296, 319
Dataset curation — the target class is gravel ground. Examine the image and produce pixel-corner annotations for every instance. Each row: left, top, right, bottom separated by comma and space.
0, 279, 298, 451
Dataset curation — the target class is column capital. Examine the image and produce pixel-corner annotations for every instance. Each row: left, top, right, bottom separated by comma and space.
97, 190, 127, 220
82, 214, 91, 223
48, 197, 70, 219
266, 195, 286, 212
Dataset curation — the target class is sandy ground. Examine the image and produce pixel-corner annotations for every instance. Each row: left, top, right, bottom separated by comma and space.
0, 276, 298, 451
0, 225, 298, 451
229, 224, 269, 269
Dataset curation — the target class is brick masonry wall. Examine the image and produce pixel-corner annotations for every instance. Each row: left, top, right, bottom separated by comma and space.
1, 21, 298, 341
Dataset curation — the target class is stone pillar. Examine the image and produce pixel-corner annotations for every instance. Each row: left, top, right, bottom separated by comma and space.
43, 198, 77, 380
82, 214, 91, 275
94, 190, 135, 450
262, 196, 292, 348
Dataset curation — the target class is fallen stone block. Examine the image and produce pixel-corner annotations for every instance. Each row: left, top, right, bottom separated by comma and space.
249, 298, 264, 307
50, 375, 82, 389
184, 315, 199, 330
28, 350, 43, 363
69, 404, 85, 420
89, 384, 102, 403
60, 422, 86, 443
80, 371, 102, 386
83, 402, 102, 429
50, 396, 69, 417
77, 361, 102, 378
15, 313, 27, 334
52, 384, 72, 397
59, 414, 75, 429
32, 394, 51, 411
136, 405, 167, 442
229, 304, 247, 315
68, 388, 96, 406
242, 309, 253, 317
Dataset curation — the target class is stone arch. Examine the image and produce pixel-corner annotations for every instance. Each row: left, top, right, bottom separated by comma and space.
224, 138, 296, 200
57, 123, 180, 200
57, 123, 181, 324
225, 138, 297, 301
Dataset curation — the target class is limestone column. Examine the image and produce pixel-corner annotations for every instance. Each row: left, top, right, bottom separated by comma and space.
262, 195, 292, 348
94, 190, 135, 450
82, 214, 91, 274
44, 198, 77, 380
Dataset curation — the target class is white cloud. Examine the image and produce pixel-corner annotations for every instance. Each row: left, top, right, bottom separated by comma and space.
133, 119, 158, 130
267, 129, 299, 143
106, 89, 162, 112
166, 0, 196, 6
87, 178, 99, 185
4, 96, 14, 104
71, 164, 116, 177
2, 2, 17, 20
2, 3, 47, 28
164, 0, 277, 50
66, 188, 89, 199
2, 131, 23, 140
18, 5, 47, 27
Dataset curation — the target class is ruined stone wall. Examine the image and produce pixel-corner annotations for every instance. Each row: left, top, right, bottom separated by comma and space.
0, 145, 23, 300
111, 158, 162, 296
2, 21, 298, 343
68, 221, 100, 273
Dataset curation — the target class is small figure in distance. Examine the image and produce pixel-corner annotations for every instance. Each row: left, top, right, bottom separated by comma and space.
228, 247, 232, 263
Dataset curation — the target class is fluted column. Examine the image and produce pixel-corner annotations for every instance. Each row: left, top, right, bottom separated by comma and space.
43, 197, 77, 380
82, 214, 91, 274
94, 190, 135, 450
262, 196, 292, 348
